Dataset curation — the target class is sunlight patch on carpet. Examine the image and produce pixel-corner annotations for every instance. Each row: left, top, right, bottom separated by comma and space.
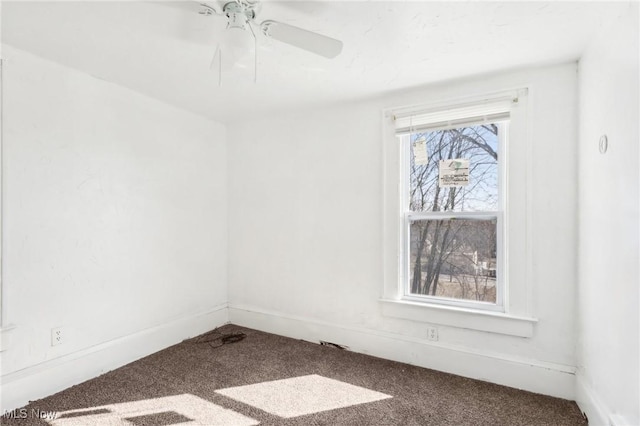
48, 394, 258, 426
215, 374, 392, 418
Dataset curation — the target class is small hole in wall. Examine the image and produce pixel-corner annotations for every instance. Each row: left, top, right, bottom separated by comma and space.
599, 135, 608, 154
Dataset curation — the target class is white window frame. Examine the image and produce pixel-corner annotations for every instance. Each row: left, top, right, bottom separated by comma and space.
381, 89, 537, 337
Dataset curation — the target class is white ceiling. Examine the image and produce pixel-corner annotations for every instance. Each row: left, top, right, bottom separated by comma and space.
1, 1, 627, 123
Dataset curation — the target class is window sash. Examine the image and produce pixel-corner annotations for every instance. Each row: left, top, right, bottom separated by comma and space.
398, 120, 507, 311
403, 214, 504, 311
407, 211, 499, 221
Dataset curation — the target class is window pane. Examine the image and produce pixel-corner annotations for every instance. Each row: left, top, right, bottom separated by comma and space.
409, 218, 497, 303
409, 124, 500, 212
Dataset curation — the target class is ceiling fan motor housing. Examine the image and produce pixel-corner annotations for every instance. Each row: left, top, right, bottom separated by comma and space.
223, 2, 255, 29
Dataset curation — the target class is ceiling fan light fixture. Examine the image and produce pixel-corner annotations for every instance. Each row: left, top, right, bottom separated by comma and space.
213, 1, 256, 71
212, 26, 256, 77
221, 26, 254, 59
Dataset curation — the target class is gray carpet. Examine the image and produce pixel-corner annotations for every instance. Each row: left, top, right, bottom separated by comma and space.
2, 325, 587, 425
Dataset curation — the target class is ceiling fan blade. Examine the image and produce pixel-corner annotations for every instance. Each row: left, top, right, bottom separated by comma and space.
261, 20, 343, 59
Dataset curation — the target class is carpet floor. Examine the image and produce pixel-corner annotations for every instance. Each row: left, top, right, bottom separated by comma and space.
2, 325, 586, 425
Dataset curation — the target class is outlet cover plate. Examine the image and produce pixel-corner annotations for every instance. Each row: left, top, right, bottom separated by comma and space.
51, 327, 63, 346
426, 327, 439, 341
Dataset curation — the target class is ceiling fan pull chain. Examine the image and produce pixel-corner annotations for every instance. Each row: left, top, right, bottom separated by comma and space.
218, 49, 222, 87
248, 21, 258, 83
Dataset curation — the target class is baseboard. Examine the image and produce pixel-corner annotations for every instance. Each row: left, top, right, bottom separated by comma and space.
229, 304, 576, 400
1, 305, 229, 412
575, 373, 616, 426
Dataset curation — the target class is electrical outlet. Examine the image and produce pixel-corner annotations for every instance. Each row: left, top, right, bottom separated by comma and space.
426, 326, 439, 342
51, 327, 63, 346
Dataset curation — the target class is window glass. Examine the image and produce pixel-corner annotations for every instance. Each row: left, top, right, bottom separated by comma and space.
409, 218, 497, 303
408, 125, 499, 213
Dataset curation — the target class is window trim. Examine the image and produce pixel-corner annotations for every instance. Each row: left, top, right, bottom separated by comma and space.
381, 88, 536, 336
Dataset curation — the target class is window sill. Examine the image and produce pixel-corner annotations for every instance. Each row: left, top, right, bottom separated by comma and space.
379, 299, 537, 338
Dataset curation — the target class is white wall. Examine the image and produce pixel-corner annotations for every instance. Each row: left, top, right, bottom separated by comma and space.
0, 46, 229, 410
228, 63, 579, 399
576, 4, 639, 426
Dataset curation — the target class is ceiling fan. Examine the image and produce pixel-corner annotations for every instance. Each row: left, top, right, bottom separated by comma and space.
194, 0, 343, 81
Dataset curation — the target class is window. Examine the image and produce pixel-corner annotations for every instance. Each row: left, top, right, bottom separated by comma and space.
399, 121, 505, 311
382, 90, 534, 328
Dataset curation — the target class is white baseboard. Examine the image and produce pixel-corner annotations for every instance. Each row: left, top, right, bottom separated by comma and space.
575, 373, 613, 426
1, 305, 229, 412
229, 304, 576, 400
